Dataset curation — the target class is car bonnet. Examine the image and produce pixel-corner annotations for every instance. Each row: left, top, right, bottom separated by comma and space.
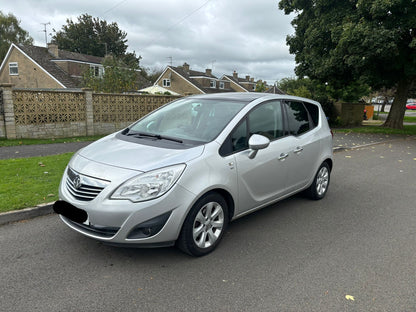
77, 134, 205, 173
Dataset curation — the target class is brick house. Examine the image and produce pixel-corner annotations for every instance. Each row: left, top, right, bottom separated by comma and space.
220, 72, 257, 92
0, 43, 104, 89
154, 63, 234, 95
155, 62, 278, 95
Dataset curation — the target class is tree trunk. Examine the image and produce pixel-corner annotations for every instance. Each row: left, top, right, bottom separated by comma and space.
383, 78, 413, 129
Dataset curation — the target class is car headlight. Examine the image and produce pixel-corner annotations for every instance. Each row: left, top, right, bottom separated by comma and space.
111, 164, 186, 202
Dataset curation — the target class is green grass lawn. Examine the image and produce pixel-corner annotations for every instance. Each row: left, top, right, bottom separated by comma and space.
334, 124, 416, 135
0, 153, 73, 213
404, 115, 416, 123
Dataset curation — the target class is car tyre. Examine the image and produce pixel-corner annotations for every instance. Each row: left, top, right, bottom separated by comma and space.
306, 162, 330, 200
177, 192, 229, 257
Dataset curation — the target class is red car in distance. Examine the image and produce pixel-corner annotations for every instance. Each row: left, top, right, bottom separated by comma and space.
406, 101, 416, 110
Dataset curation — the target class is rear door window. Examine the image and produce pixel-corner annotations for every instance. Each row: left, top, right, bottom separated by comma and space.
285, 101, 311, 136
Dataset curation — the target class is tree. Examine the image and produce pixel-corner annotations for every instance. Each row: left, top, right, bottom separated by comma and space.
52, 13, 128, 57
255, 81, 267, 92
279, 0, 416, 129
142, 66, 164, 84
83, 55, 140, 93
0, 11, 33, 64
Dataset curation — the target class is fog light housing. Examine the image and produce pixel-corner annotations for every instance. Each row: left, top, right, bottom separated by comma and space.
127, 212, 171, 239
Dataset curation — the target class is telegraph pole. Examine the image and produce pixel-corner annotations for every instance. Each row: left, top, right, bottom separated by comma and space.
41, 22, 50, 46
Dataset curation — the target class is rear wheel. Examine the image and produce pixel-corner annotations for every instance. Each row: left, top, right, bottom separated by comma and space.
307, 162, 330, 200
177, 193, 228, 256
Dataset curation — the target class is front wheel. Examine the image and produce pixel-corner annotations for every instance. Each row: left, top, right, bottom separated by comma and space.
306, 162, 330, 200
177, 193, 229, 257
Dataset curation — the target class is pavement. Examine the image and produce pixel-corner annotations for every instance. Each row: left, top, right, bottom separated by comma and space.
0, 132, 414, 225
0, 141, 91, 159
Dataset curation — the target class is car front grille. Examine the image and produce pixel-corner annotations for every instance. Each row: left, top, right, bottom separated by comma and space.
66, 167, 110, 201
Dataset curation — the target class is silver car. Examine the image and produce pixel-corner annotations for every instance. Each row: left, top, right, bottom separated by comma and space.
54, 93, 333, 256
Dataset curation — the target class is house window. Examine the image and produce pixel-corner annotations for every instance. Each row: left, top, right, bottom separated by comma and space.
210, 80, 216, 88
219, 81, 225, 89
163, 79, 171, 87
90, 65, 104, 77
9, 62, 18, 75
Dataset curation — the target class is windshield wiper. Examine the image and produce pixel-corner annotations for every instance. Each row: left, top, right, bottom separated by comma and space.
126, 131, 183, 143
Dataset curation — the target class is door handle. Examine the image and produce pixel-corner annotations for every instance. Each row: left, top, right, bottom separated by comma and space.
294, 146, 304, 154
278, 153, 289, 161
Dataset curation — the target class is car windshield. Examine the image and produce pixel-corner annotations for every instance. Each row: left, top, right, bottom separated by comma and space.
126, 98, 247, 143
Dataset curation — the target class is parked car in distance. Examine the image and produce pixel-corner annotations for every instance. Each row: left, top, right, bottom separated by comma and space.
406, 101, 416, 110
53, 93, 333, 256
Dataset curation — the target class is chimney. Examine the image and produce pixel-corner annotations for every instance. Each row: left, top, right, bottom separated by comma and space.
205, 68, 212, 76
233, 71, 238, 80
250, 78, 254, 82
47, 43, 59, 58
182, 62, 190, 73
246, 75, 250, 81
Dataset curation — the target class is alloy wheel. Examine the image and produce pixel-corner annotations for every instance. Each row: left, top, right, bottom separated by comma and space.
192, 201, 224, 248
316, 166, 329, 196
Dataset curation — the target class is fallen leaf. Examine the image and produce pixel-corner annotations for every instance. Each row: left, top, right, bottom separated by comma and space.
38, 162, 46, 167
345, 295, 355, 301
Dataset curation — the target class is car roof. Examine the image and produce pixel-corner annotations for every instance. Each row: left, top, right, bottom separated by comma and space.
187, 92, 320, 106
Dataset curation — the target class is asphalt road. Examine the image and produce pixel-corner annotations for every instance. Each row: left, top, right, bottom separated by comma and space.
1, 138, 416, 311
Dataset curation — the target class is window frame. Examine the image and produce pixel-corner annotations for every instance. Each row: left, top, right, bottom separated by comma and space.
219, 81, 225, 89
163, 79, 171, 87
9, 62, 18, 75
210, 80, 216, 88
90, 65, 104, 77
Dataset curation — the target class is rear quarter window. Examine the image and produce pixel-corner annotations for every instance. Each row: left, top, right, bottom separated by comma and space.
303, 102, 319, 127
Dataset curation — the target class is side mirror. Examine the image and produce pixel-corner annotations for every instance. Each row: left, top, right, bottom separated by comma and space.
248, 134, 270, 159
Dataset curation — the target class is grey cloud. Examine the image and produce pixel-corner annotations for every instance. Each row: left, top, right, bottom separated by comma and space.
2, 0, 296, 83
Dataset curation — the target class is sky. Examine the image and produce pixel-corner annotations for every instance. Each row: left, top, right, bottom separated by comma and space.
2, 0, 296, 84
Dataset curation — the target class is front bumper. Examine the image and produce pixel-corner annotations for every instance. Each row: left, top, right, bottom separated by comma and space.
56, 167, 196, 246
